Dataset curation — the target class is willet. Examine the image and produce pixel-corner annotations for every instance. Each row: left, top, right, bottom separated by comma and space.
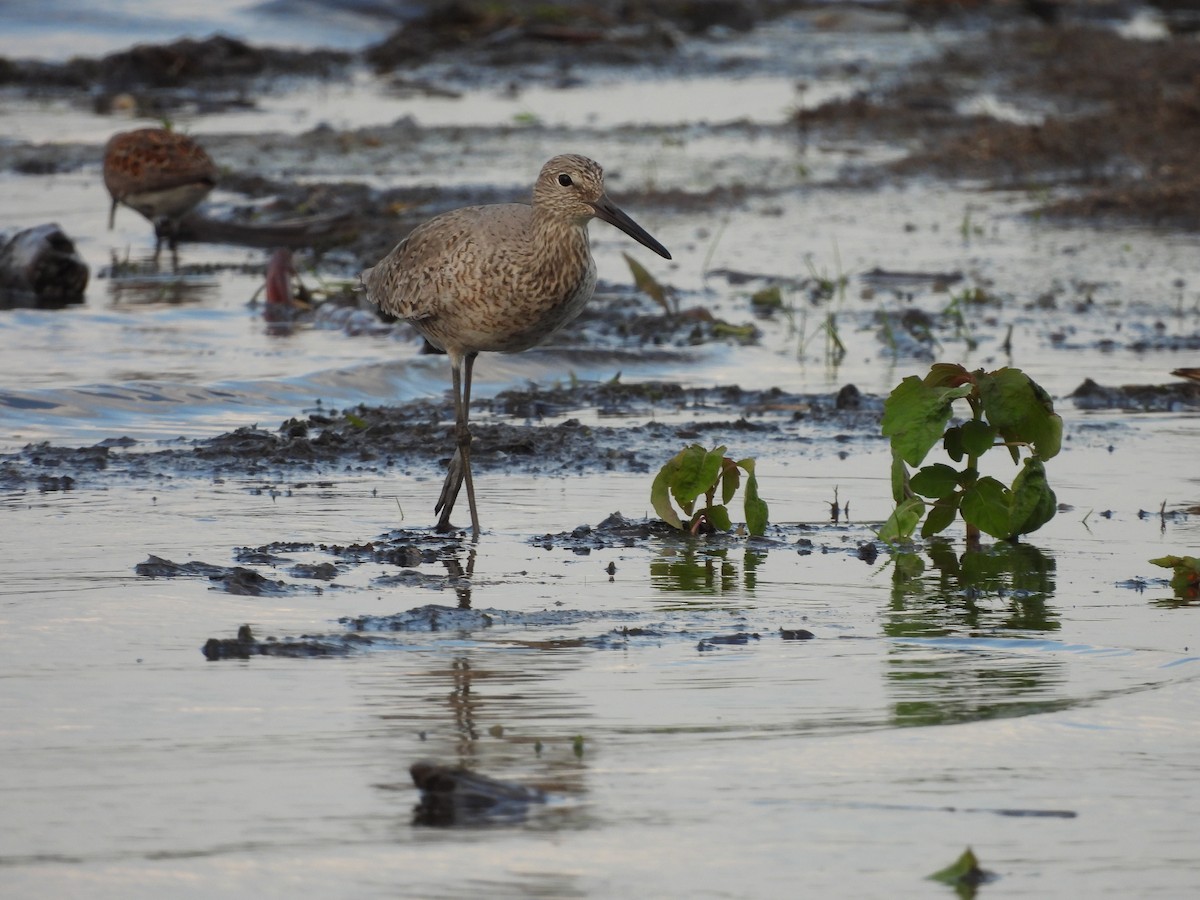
362, 154, 671, 539
103, 128, 219, 265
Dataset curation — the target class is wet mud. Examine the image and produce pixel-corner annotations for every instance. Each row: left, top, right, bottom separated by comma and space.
3, 369, 1193, 496
164, 504, 871, 657
873, 24, 1200, 228
0, 381, 885, 491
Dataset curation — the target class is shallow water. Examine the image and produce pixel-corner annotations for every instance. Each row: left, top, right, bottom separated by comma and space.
3, 462, 1199, 897
3, 5, 1200, 898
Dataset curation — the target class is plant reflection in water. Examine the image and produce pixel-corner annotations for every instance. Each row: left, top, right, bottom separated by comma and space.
885, 538, 1064, 727
650, 541, 767, 601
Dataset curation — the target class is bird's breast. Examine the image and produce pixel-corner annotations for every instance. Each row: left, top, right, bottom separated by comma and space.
404, 227, 596, 355
449, 251, 597, 354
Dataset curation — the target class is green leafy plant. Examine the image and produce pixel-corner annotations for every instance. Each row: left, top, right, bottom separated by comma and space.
1149, 555, 1200, 599
651, 444, 768, 536
880, 363, 1062, 543
928, 846, 994, 896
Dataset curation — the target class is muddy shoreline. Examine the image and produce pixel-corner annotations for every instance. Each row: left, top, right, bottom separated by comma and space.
5, 372, 1197, 497
0, 380, 882, 490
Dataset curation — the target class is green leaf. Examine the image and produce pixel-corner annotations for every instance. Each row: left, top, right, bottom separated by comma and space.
879, 496, 925, 543
921, 497, 960, 538
891, 451, 911, 504
650, 458, 683, 529
951, 460, 1059, 540
882, 376, 974, 467
943, 425, 965, 463
923, 362, 972, 389
1149, 555, 1200, 598
928, 847, 988, 889
977, 368, 1062, 461
960, 419, 996, 457
702, 504, 733, 532
671, 444, 726, 509
1008, 457, 1057, 536
720, 457, 740, 506
1150, 554, 1200, 574
910, 463, 961, 499
960, 476, 1013, 539
739, 458, 769, 536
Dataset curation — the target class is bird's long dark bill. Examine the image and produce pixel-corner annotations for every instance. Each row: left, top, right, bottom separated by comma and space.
592, 197, 672, 260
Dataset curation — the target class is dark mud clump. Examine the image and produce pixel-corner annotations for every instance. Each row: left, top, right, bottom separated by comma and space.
409, 760, 547, 827
1, 34, 351, 88
135, 554, 326, 596
202, 624, 376, 660
341, 603, 637, 633
532, 511, 678, 551
363, 0, 773, 75
1070, 377, 1200, 412
697, 631, 761, 651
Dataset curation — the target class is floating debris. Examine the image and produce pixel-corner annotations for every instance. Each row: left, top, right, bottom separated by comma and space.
409, 761, 547, 827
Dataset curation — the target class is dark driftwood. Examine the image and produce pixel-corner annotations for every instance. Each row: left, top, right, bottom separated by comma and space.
177, 211, 357, 250
0, 223, 88, 307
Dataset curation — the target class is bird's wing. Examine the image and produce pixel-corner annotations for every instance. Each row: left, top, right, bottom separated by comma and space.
364, 204, 532, 321
104, 133, 218, 197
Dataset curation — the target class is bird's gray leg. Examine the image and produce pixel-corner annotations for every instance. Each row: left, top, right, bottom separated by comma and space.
434, 361, 466, 528
435, 352, 480, 539
151, 219, 172, 269
459, 352, 480, 540
166, 222, 180, 271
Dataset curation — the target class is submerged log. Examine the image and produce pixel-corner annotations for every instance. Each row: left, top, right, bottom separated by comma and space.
0, 223, 89, 307
177, 210, 357, 250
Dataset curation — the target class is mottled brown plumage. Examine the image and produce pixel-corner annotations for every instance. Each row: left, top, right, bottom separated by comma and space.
103, 128, 218, 264
362, 154, 671, 539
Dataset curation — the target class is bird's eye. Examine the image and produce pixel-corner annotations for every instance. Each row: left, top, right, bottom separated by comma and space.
557, 173, 573, 187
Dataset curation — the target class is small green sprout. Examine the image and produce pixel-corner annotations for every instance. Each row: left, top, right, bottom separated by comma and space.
651, 444, 768, 536
1149, 555, 1200, 599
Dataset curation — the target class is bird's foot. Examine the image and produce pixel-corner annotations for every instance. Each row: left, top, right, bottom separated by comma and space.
434, 447, 466, 529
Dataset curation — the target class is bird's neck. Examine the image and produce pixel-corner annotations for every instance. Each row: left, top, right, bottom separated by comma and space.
529, 210, 591, 275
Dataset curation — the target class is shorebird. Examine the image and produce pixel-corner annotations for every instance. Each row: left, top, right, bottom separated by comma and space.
362, 154, 671, 539
103, 128, 219, 265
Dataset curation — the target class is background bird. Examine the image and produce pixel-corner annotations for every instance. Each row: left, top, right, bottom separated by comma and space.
362, 153, 671, 539
103, 127, 219, 266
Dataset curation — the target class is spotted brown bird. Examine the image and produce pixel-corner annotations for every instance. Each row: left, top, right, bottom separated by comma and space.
362, 154, 671, 539
103, 128, 218, 265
